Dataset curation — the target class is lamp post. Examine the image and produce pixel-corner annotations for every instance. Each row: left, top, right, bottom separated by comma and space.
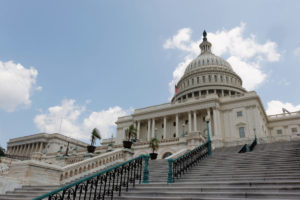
205, 116, 212, 156
182, 124, 185, 137
64, 137, 70, 157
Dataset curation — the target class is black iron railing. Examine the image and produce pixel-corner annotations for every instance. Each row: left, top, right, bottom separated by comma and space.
167, 141, 210, 183
33, 154, 150, 200
249, 135, 257, 151
238, 135, 257, 153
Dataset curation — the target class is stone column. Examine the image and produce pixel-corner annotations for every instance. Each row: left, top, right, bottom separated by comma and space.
25, 144, 29, 156
13, 146, 16, 155
207, 108, 212, 137
137, 121, 140, 140
147, 119, 151, 141
21, 145, 25, 155
163, 116, 167, 139
176, 114, 179, 137
39, 142, 43, 153
188, 112, 192, 133
213, 108, 220, 138
33, 143, 38, 153
152, 118, 155, 138
193, 111, 197, 131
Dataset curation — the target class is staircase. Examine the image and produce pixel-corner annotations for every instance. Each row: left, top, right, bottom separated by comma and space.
0, 162, 120, 200
116, 140, 300, 199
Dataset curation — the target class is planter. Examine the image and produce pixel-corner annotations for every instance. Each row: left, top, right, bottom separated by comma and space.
87, 145, 96, 153
150, 153, 158, 160
123, 141, 133, 149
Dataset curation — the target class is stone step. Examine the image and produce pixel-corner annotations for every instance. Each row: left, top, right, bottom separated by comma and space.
120, 191, 300, 199
114, 196, 299, 200
129, 185, 300, 192
177, 177, 300, 182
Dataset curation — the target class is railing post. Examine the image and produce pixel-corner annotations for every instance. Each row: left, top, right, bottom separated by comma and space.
206, 121, 212, 156
142, 155, 149, 184
167, 159, 174, 183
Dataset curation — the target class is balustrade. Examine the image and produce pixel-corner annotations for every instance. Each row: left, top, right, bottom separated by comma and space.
33, 154, 149, 200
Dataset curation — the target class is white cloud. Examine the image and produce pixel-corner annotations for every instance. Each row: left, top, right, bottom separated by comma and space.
34, 99, 132, 141
164, 23, 281, 98
83, 106, 132, 139
266, 100, 300, 115
293, 47, 300, 58
0, 61, 40, 112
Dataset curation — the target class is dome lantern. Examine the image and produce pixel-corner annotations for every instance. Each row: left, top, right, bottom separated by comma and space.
200, 30, 212, 54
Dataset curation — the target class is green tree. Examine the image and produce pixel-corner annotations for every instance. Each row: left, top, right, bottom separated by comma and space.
149, 138, 159, 153
0, 146, 5, 157
125, 124, 137, 141
90, 128, 101, 146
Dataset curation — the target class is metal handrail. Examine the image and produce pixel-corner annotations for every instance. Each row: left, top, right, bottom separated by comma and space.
167, 141, 211, 183
33, 154, 150, 200
238, 135, 257, 153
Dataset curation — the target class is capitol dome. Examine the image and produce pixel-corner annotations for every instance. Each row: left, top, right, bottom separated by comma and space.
171, 31, 246, 103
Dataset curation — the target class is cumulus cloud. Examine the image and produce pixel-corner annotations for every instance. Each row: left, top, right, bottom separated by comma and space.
83, 106, 133, 139
266, 100, 300, 115
293, 47, 300, 58
34, 99, 132, 141
163, 23, 281, 98
0, 61, 40, 112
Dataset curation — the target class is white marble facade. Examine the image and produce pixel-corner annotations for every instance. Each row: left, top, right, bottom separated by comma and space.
6, 133, 88, 157
115, 32, 300, 155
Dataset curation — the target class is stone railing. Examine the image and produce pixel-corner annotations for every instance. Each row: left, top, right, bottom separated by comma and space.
160, 137, 180, 144
65, 156, 84, 165
0, 163, 9, 175
133, 138, 180, 147
268, 111, 300, 119
5, 149, 132, 186
60, 149, 125, 182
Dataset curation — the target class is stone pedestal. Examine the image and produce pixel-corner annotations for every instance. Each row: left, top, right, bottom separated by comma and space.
31, 152, 43, 161
6, 160, 62, 186
122, 149, 134, 161
186, 131, 206, 148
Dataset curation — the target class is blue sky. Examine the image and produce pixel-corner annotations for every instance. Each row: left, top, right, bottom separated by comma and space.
0, 0, 300, 148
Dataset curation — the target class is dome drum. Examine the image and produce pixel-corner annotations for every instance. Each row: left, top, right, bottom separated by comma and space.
172, 31, 246, 104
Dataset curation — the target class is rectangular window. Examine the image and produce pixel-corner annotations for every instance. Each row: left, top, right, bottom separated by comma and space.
237, 111, 243, 117
202, 76, 206, 83
197, 77, 200, 84
173, 122, 176, 126
291, 128, 298, 133
239, 127, 245, 138
277, 129, 282, 134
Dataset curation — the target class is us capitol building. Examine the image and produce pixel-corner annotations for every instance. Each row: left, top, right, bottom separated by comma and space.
1, 31, 300, 193
114, 31, 300, 158
5, 31, 300, 161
